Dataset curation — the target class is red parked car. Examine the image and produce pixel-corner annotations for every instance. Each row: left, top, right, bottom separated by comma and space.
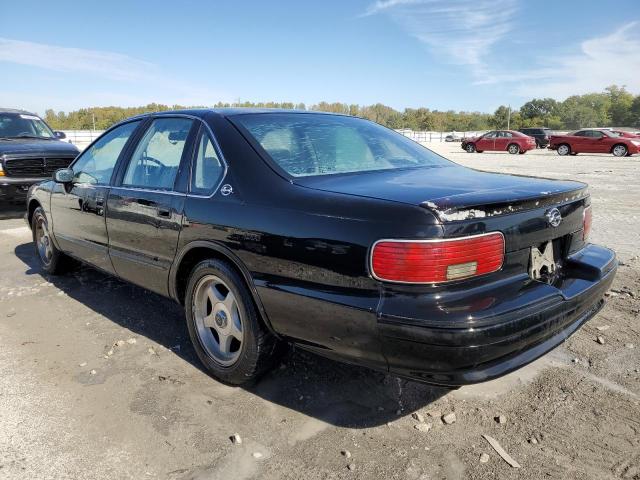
611, 130, 640, 139
548, 129, 640, 157
461, 130, 536, 154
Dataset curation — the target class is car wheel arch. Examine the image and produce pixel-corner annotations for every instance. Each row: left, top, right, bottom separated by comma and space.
27, 199, 42, 227
169, 241, 278, 336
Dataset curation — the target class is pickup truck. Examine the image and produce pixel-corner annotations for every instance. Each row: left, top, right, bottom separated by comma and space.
548, 128, 640, 157
0, 108, 79, 206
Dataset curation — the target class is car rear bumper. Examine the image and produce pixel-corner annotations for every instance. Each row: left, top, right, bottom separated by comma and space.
377, 243, 617, 386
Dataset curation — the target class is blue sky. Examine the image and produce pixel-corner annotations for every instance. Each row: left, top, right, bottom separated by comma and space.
1, 0, 639, 115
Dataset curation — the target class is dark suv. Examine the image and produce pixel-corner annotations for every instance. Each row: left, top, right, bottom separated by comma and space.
0, 109, 79, 206
519, 127, 552, 148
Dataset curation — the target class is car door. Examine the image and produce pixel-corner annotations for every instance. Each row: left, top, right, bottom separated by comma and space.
494, 131, 511, 151
476, 131, 496, 151
50, 120, 143, 273
105, 116, 197, 296
589, 130, 610, 153
571, 130, 589, 152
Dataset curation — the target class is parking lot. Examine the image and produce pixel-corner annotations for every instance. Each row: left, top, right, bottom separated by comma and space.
0, 143, 638, 480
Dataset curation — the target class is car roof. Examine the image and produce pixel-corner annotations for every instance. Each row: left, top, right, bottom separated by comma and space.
0, 107, 39, 116
127, 108, 346, 122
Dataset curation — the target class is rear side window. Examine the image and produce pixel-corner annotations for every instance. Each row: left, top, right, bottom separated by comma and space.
72, 121, 140, 185
122, 117, 193, 190
191, 131, 224, 194
233, 113, 449, 177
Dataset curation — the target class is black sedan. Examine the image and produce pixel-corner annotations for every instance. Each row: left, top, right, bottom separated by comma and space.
26, 109, 617, 386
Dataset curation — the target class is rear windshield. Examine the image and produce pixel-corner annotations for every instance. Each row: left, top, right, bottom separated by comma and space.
232, 113, 450, 177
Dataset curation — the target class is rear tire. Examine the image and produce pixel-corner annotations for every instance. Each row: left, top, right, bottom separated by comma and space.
557, 144, 571, 156
612, 144, 628, 157
32, 207, 71, 275
465, 143, 476, 153
184, 258, 282, 385
507, 143, 520, 154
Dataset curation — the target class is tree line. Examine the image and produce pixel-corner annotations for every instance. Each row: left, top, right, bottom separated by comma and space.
44, 85, 640, 132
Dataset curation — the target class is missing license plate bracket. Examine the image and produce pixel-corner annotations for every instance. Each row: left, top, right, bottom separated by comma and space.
529, 242, 556, 283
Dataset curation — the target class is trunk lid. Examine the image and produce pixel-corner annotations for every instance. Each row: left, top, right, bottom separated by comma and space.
295, 165, 587, 216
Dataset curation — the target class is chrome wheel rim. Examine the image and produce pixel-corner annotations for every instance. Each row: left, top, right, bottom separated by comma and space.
558, 145, 569, 155
466, 144, 474, 152
192, 274, 244, 366
509, 145, 519, 154
35, 216, 53, 265
613, 145, 626, 157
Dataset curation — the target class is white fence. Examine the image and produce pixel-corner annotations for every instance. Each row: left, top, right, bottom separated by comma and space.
396, 129, 487, 142
61, 130, 103, 150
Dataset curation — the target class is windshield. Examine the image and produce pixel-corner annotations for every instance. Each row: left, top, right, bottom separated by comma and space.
233, 113, 450, 177
0, 113, 55, 139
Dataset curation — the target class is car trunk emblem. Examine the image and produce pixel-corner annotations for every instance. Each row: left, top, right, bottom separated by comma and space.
545, 207, 562, 227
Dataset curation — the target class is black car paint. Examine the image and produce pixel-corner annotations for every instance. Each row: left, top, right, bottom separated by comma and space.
519, 128, 552, 148
1, 132, 79, 205
26, 109, 617, 385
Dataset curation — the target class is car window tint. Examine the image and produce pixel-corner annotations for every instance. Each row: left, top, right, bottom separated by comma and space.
484, 131, 497, 138
191, 131, 224, 194
123, 117, 193, 190
72, 121, 140, 185
591, 131, 604, 138
574, 131, 587, 137
234, 113, 449, 177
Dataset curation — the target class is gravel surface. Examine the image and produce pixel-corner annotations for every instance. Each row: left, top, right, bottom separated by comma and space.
0, 144, 638, 479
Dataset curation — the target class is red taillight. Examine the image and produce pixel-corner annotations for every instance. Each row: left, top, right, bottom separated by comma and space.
583, 206, 592, 241
371, 232, 505, 284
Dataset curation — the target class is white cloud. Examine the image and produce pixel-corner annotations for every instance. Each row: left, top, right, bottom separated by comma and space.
362, 0, 518, 72
510, 22, 640, 99
0, 38, 232, 111
0, 38, 156, 81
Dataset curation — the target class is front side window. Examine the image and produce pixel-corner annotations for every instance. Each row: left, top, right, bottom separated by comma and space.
233, 113, 450, 177
191, 131, 224, 194
0, 113, 55, 139
72, 121, 140, 185
122, 117, 193, 190
591, 130, 604, 138
483, 131, 497, 139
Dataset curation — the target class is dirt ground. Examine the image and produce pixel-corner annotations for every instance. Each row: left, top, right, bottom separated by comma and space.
0, 144, 638, 480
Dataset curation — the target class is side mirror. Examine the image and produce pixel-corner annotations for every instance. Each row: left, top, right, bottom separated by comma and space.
54, 131, 66, 140
54, 168, 74, 183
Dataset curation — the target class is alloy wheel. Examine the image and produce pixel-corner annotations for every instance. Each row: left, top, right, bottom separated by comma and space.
508, 144, 519, 154
192, 274, 244, 366
557, 145, 570, 156
613, 145, 627, 157
35, 216, 53, 266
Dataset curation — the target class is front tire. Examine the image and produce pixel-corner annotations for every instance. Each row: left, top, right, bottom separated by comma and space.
32, 207, 71, 275
612, 144, 628, 157
185, 259, 281, 385
557, 144, 571, 156
507, 143, 520, 154
465, 143, 476, 153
